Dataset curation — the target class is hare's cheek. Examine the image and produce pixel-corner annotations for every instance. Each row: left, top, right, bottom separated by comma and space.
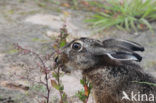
75, 55, 94, 70
63, 62, 77, 72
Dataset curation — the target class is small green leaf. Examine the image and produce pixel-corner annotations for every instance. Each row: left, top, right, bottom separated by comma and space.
52, 72, 58, 78
60, 40, 66, 48
89, 83, 93, 90
80, 79, 85, 85
62, 92, 67, 100
75, 90, 87, 102
59, 85, 64, 91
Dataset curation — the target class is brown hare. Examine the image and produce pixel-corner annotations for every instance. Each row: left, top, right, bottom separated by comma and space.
56, 37, 156, 103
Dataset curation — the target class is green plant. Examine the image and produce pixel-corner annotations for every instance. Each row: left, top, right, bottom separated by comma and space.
54, 25, 93, 103
87, 0, 156, 32
76, 76, 92, 103
15, 44, 52, 103
14, 25, 69, 103
132, 81, 156, 86
51, 25, 69, 103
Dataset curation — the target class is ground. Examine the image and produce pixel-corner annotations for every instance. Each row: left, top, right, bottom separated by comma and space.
0, 0, 156, 103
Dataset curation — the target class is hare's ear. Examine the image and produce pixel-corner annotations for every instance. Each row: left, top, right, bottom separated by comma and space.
103, 39, 144, 52
94, 48, 142, 62
106, 52, 142, 62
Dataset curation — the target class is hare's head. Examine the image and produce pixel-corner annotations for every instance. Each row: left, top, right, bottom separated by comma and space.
56, 37, 144, 73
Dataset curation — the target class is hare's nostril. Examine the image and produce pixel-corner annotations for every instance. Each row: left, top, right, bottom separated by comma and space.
55, 56, 59, 63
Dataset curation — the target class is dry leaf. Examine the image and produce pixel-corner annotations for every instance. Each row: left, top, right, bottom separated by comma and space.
84, 85, 89, 96
51, 79, 59, 90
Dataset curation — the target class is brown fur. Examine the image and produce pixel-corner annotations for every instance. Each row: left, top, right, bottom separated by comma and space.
83, 63, 156, 103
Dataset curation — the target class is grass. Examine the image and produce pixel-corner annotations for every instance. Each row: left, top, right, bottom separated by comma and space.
86, 0, 156, 32
132, 81, 156, 87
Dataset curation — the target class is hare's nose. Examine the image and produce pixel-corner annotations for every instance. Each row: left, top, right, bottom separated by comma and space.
54, 54, 64, 64
62, 68, 71, 73
55, 56, 59, 63
55, 56, 62, 64
54, 51, 68, 65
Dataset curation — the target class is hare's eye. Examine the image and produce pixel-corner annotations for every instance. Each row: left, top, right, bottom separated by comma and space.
72, 42, 82, 51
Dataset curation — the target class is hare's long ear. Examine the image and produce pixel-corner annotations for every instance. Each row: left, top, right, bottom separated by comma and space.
103, 39, 144, 52
94, 48, 142, 62
105, 52, 142, 62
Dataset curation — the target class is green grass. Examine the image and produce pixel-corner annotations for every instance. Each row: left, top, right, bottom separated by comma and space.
86, 0, 156, 32
132, 81, 156, 87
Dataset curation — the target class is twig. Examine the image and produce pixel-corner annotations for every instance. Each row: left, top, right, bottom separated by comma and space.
14, 44, 51, 103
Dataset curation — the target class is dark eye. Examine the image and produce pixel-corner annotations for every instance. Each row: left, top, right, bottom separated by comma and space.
72, 42, 82, 51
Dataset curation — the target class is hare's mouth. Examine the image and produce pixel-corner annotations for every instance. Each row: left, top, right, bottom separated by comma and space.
54, 55, 72, 73
62, 66, 71, 73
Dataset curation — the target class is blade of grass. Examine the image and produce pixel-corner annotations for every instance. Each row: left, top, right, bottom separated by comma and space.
132, 81, 156, 87
140, 18, 152, 31
125, 18, 130, 31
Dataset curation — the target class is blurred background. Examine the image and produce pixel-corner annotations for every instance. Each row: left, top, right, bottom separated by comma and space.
0, 0, 156, 103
